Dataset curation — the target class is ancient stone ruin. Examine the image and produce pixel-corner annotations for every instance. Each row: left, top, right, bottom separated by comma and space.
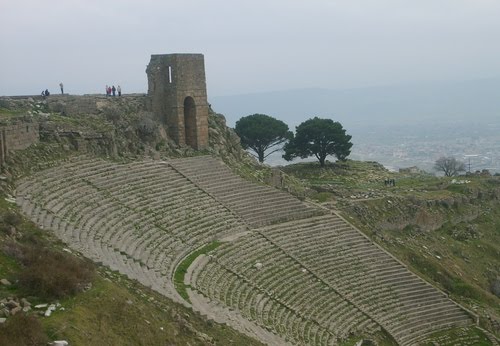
0, 122, 39, 168
146, 54, 209, 150
0, 53, 210, 156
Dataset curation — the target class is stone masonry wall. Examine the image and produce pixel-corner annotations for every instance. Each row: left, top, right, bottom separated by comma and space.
0, 121, 39, 167
45, 94, 149, 115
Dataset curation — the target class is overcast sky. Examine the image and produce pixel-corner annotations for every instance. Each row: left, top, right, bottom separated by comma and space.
1, 0, 500, 97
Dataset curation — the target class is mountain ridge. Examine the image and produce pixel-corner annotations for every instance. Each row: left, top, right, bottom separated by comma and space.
211, 78, 500, 129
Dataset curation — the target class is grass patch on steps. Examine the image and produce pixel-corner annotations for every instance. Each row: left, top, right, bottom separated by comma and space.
174, 241, 221, 303
422, 326, 492, 345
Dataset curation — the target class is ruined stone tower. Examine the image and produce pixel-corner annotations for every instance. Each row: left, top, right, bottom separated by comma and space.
146, 54, 208, 150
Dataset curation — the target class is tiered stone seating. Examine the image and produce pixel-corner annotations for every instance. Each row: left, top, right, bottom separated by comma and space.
257, 214, 473, 345
423, 327, 498, 346
15, 157, 245, 302
16, 155, 475, 345
192, 232, 380, 345
169, 156, 324, 227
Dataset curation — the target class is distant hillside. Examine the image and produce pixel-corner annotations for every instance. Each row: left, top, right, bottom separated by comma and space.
211, 78, 500, 130
211, 79, 500, 172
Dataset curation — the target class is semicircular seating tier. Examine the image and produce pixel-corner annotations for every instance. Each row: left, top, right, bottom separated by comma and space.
15, 156, 247, 302
189, 214, 474, 345
169, 156, 325, 227
16, 155, 474, 345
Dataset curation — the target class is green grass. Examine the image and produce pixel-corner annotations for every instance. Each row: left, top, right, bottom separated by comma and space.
43, 270, 263, 346
45, 113, 114, 132
422, 326, 492, 345
312, 191, 334, 203
337, 328, 398, 346
0, 202, 261, 345
0, 107, 25, 118
173, 241, 221, 302
405, 249, 481, 300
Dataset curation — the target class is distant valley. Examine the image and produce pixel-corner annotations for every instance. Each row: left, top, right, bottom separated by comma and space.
211, 78, 500, 172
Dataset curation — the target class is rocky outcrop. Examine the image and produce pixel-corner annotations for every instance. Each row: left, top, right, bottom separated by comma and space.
343, 189, 500, 234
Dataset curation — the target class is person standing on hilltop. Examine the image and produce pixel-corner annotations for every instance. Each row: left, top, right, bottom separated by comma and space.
112, 85, 116, 97
117, 85, 121, 97
105, 85, 109, 96
59, 82, 64, 95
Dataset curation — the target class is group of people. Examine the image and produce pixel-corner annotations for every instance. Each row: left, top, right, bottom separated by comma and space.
40, 83, 124, 97
384, 178, 396, 187
41, 82, 64, 97
106, 85, 121, 97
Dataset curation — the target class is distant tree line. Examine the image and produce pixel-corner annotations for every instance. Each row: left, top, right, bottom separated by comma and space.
235, 114, 352, 166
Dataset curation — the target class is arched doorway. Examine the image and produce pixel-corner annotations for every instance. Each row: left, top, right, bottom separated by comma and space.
184, 96, 197, 148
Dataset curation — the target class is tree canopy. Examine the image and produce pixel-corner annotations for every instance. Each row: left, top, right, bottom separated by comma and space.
283, 117, 352, 166
235, 114, 292, 163
434, 156, 466, 177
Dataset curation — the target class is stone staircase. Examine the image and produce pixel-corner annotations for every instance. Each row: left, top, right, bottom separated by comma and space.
16, 155, 477, 346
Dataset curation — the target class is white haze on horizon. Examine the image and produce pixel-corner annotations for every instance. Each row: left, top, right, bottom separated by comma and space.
1, 0, 500, 97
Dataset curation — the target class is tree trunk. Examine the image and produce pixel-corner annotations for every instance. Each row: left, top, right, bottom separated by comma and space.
257, 149, 265, 163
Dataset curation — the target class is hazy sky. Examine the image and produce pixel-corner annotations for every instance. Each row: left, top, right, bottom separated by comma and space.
1, 0, 500, 97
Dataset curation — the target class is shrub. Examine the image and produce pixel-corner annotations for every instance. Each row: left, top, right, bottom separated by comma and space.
445, 279, 478, 299
0, 313, 48, 346
2, 240, 24, 259
0, 99, 10, 109
491, 278, 500, 297
102, 106, 121, 122
155, 139, 166, 151
16, 245, 95, 299
313, 192, 333, 203
136, 117, 156, 140
3, 211, 22, 227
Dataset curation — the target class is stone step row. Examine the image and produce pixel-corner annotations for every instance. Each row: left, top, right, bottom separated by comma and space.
192, 233, 381, 345
169, 156, 324, 227
16, 158, 247, 303
256, 216, 473, 345
193, 257, 371, 346
17, 156, 474, 346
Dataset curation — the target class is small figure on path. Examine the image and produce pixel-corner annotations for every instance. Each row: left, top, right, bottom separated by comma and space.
59, 82, 64, 95
112, 85, 116, 96
105, 85, 109, 96
42, 89, 50, 97
117, 85, 121, 96
384, 178, 396, 187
